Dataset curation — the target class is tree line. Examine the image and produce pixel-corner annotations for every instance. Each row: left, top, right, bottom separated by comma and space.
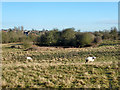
35, 27, 119, 47
2, 26, 120, 48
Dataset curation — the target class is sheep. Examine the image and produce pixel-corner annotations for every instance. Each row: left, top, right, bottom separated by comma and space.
27, 57, 32, 60
85, 57, 96, 63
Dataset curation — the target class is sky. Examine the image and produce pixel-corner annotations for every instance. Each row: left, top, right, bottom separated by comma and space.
1, 0, 120, 2
2, 2, 118, 32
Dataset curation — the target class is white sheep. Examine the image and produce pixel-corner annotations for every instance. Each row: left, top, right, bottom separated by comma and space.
85, 57, 96, 63
27, 57, 32, 60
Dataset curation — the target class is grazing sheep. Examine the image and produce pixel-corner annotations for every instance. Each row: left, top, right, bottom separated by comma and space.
85, 57, 96, 63
27, 57, 32, 60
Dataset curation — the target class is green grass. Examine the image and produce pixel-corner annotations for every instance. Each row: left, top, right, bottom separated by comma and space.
2, 42, 120, 88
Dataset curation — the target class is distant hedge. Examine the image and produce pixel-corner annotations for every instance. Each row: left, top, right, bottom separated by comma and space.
2, 26, 119, 47
36, 28, 96, 47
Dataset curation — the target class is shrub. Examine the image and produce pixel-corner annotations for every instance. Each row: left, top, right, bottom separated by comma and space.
2, 31, 9, 43
36, 30, 60, 46
22, 40, 33, 49
94, 36, 102, 44
76, 33, 95, 47
61, 28, 76, 46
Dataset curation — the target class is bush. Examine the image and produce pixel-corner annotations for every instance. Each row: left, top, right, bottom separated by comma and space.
61, 28, 76, 46
2, 30, 27, 43
94, 36, 102, 44
2, 31, 9, 43
22, 40, 33, 49
36, 30, 60, 46
76, 33, 95, 47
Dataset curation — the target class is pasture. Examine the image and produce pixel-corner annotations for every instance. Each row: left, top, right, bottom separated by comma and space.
1, 41, 120, 88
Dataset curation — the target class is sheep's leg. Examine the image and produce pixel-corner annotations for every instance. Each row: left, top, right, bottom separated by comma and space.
85, 60, 88, 63
90, 61, 93, 63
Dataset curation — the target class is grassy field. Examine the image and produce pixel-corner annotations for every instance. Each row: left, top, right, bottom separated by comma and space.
2, 41, 120, 88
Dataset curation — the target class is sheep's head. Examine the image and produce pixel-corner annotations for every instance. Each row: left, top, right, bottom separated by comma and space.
92, 57, 96, 59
